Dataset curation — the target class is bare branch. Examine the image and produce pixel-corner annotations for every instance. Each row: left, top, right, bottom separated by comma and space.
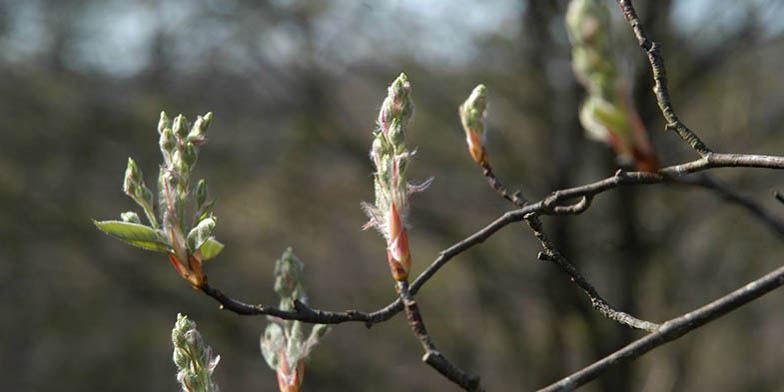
616, 0, 711, 156
476, 157, 658, 331
200, 281, 398, 327
537, 262, 784, 392
526, 214, 659, 332
199, 153, 784, 326
674, 174, 784, 237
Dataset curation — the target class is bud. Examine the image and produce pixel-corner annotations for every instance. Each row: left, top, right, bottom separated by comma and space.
567, 0, 657, 172
195, 179, 208, 209
363, 74, 431, 283
459, 84, 488, 165
173, 347, 189, 369
172, 313, 220, 392
159, 127, 176, 155
277, 358, 304, 392
120, 211, 141, 224
181, 143, 198, 171
188, 112, 212, 144
385, 202, 410, 281
158, 111, 170, 134
377, 73, 414, 145
172, 114, 188, 139
124, 157, 142, 192
273, 248, 305, 301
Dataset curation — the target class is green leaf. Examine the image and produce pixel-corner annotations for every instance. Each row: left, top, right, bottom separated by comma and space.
187, 217, 216, 252
94, 220, 170, 252
199, 238, 224, 260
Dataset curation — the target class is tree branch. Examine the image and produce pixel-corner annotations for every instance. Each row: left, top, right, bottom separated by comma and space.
674, 174, 784, 237
477, 158, 658, 331
525, 214, 659, 332
616, 0, 711, 156
536, 261, 784, 392
199, 153, 784, 326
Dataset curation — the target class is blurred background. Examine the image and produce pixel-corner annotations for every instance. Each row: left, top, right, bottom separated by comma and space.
2, 0, 784, 390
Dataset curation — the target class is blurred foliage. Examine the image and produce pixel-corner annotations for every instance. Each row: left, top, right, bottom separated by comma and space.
1, 0, 784, 391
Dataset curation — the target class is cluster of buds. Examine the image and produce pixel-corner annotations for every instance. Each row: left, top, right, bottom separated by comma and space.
172, 313, 221, 392
260, 248, 329, 392
459, 84, 489, 167
566, 0, 657, 172
95, 112, 224, 289
361, 73, 432, 282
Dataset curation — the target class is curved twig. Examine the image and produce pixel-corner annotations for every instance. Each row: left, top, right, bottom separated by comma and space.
616, 0, 711, 156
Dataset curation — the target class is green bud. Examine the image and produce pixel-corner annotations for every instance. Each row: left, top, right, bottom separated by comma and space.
388, 119, 405, 146
389, 73, 414, 121
182, 143, 198, 170
459, 84, 488, 137
273, 247, 305, 300
195, 179, 208, 209
124, 158, 141, 188
173, 347, 189, 369
140, 186, 154, 208
172, 313, 220, 392
159, 128, 176, 154
172, 114, 188, 139
120, 211, 141, 224
188, 112, 212, 143
158, 111, 170, 134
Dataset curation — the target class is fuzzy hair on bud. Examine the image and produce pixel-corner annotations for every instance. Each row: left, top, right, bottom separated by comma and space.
362, 74, 432, 282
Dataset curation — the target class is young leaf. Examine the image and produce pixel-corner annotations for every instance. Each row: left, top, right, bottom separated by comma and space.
187, 217, 216, 252
199, 238, 224, 260
93, 220, 170, 252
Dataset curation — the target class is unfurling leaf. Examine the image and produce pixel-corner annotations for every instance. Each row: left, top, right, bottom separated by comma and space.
187, 217, 216, 252
199, 238, 224, 261
93, 220, 169, 252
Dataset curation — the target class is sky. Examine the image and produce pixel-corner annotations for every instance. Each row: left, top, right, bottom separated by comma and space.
1, 0, 782, 77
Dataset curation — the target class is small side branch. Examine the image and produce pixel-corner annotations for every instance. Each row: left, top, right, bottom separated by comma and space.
675, 174, 784, 237
616, 0, 711, 156
396, 281, 483, 392
200, 281, 398, 327
537, 261, 784, 392
478, 158, 657, 331
526, 214, 659, 332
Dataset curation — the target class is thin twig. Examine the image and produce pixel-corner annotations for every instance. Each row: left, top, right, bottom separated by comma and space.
525, 214, 659, 332
479, 159, 658, 331
537, 262, 784, 392
616, 0, 711, 156
200, 281, 398, 327
674, 174, 784, 237
396, 281, 482, 391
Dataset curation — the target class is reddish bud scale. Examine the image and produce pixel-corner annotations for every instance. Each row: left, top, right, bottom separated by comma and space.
276, 347, 304, 392
466, 131, 487, 165
386, 202, 411, 281
167, 253, 204, 289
